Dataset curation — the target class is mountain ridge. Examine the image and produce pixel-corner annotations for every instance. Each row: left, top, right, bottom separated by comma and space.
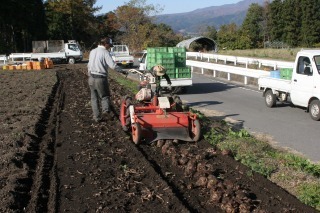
154, 0, 267, 34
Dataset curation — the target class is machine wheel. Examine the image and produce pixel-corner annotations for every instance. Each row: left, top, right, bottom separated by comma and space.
68, 57, 76, 64
132, 123, 142, 144
265, 90, 276, 108
309, 100, 320, 121
120, 96, 132, 131
173, 95, 183, 112
190, 119, 201, 142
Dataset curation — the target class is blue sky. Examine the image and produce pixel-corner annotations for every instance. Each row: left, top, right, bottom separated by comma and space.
95, 0, 241, 15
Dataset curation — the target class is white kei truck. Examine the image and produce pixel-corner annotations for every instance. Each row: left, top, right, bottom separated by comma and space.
258, 50, 320, 120
110, 45, 134, 68
9, 40, 83, 64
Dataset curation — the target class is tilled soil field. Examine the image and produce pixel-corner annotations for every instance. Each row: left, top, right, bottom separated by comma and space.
0, 64, 318, 213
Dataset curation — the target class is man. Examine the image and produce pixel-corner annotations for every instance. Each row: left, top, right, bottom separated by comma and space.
87, 37, 123, 122
152, 65, 172, 95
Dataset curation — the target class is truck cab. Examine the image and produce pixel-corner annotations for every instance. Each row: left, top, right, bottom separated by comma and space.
290, 51, 320, 107
258, 50, 320, 120
64, 41, 83, 64
138, 51, 147, 70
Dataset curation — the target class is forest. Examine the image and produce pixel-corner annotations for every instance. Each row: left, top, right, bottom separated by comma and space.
0, 0, 320, 54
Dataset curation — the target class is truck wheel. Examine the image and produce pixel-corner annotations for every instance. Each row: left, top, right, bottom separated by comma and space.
68, 57, 76, 64
309, 100, 320, 121
265, 90, 276, 108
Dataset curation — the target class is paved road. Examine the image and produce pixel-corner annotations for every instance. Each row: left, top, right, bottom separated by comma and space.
179, 73, 320, 163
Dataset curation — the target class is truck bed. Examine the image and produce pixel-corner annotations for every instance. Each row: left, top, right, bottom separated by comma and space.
160, 78, 192, 87
258, 76, 292, 92
30, 52, 66, 59
9, 52, 66, 61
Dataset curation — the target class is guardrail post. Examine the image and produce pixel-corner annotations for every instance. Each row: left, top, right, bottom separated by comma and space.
213, 70, 216, 77
246, 61, 248, 68
201, 67, 204, 75
224, 58, 227, 64
244, 76, 248, 85
274, 64, 277, 70
228, 73, 230, 81
259, 62, 262, 68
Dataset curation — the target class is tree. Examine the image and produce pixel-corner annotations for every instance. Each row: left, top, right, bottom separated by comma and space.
202, 26, 217, 41
300, 0, 320, 47
240, 3, 264, 48
282, 0, 301, 47
113, 0, 180, 52
261, 0, 272, 45
268, 0, 284, 42
45, 0, 101, 45
217, 23, 239, 50
97, 12, 121, 38
0, 0, 47, 53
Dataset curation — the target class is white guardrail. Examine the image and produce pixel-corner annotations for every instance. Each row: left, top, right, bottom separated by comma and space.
0, 55, 8, 64
186, 52, 295, 85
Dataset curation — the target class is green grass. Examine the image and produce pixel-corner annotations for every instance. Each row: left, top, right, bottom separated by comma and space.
218, 48, 304, 61
298, 183, 320, 210
109, 69, 139, 94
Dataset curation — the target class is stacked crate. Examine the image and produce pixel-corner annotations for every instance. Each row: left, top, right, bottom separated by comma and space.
280, 68, 293, 80
2, 58, 54, 70
147, 47, 190, 79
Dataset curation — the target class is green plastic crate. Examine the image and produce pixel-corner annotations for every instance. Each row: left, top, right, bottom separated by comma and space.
161, 63, 175, 69
176, 67, 191, 78
168, 47, 186, 53
280, 68, 293, 80
156, 52, 174, 57
175, 56, 186, 67
147, 47, 168, 53
166, 68, 176, 79
146, 47, 188, 71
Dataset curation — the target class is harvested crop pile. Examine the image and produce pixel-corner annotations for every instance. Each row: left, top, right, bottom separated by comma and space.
0, 64, 317, 212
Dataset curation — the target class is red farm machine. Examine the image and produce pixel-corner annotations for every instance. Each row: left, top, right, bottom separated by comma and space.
120, 69, 201, 144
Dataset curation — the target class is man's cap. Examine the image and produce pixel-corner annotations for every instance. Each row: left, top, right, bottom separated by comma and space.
100, 37, 113, 47
153, 65, 166, 76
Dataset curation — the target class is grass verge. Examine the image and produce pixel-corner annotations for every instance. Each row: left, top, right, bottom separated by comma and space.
219, 48, 303, 61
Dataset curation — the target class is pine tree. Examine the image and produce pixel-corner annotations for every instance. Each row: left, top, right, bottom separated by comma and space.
240, 3, 264, 48
300, 0, 320, 47
269, 0, 284, 42
282, 0, 301, 47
